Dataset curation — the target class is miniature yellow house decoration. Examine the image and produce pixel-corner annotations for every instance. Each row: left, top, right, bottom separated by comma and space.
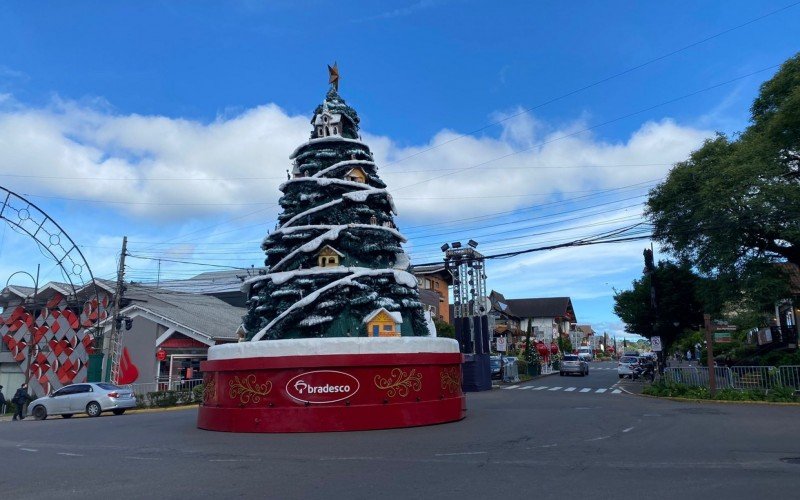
344, 166, 366, 183
317, 245, 343, 267
364, 308, 403, 337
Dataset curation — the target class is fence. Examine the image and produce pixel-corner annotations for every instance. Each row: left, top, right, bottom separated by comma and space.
124, 378, 204, 406
664, 366, 800, 392
503, 361, 519, 383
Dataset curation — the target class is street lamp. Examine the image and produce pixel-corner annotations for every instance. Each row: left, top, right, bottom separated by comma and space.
5, 265, 40, 388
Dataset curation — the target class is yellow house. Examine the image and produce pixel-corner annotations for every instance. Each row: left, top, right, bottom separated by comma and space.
363, 308, 402, 337
344, 167, 367, 183
317, 245, 343, 267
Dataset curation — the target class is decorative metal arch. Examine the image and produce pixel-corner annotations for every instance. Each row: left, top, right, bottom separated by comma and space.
0, 186, 98, 295
0, 185, 104, 393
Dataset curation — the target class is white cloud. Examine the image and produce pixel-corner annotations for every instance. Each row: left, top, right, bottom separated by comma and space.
0, 96, 712, 226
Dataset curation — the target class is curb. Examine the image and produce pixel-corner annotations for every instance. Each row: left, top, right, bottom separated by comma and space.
631, 392, 800, 407
0, 404, 198, 422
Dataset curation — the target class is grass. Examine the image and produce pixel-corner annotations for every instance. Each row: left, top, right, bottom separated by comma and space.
643, 381, 799, 402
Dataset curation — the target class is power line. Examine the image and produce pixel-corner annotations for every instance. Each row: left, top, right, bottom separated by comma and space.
392, 64, 782, 192
380, 1, 799, 168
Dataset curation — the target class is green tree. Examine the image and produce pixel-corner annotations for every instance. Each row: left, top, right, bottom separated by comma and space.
646, 54, 800, 308
242, 85, 428, 340
433, 318, 455, 339
613, 261, 705, 350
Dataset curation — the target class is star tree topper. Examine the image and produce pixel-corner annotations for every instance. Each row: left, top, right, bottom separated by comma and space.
328, 62, 339, 91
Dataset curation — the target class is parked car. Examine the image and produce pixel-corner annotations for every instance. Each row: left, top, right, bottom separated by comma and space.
560, 354, 589, 376
29, 382, 137, 420
490, 356, 502, 380
617, 356, 641, 378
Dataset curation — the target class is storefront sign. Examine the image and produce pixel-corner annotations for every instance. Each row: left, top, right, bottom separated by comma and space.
286, 370, 359, 404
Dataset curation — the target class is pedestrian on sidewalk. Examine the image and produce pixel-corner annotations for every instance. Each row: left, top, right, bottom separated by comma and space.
0, 385, 6, 415
12, 383, 32, 421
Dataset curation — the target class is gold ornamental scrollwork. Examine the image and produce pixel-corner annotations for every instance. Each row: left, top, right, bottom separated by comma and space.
374, 368, 422, 398
228, 374, 272, 404
440, 367, 460, 394
202, 374, 217, 404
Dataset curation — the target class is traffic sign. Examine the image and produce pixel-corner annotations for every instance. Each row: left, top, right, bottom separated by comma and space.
651, 336, 662, 352
496, 337, 507, 352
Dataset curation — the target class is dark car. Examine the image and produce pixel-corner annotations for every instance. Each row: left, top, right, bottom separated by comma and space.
490, 355, 502, 380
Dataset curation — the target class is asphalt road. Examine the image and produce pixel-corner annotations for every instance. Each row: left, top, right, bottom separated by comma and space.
2, 361, 800, 499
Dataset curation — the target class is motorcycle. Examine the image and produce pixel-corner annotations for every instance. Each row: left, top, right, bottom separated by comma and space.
631, 362, 655, 382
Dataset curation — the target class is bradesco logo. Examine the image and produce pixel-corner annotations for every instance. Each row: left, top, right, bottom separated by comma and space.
285, 370, 360, 404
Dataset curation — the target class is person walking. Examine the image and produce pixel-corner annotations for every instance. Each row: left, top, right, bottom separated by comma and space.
12, 383, 32, 421
0, 385, 6, 415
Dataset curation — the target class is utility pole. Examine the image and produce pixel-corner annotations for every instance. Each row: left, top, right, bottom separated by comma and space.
704, 314, 717, 397
104, 236, 128, 383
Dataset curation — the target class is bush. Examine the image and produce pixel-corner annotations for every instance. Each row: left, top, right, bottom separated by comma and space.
643, 381, 799, 402
192, 383, 205, 403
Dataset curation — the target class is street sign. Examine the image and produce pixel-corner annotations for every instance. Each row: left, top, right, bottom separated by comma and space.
496, 337, 507, 352
651, 336, 662, 352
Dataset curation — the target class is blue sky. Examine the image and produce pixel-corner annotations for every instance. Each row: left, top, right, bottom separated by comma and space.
0, 1, 798, 338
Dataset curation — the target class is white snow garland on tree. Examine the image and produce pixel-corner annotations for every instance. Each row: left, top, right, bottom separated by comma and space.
250, 268, 417, 341
279, 177, 374, 192
312, 159, 375, 179
280, 198, 342, 229
241, 266, 416, 294
341, 188, 397, 214
289, 136, 369, 159
269, 223, 408, 272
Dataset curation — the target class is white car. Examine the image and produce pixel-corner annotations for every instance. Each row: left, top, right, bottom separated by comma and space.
577, 347, 593, 362
617, 356, 640, 378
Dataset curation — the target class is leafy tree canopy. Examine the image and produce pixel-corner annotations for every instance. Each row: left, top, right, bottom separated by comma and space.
613, 261, 705, 349
646, 53, 800, 308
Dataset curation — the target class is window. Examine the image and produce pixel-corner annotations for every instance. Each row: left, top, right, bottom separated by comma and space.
383, 324, 393, 331
328, 257, 336, 264
73, 385, 92, 393
433, 281, 439, 289
333, 126, 338, 134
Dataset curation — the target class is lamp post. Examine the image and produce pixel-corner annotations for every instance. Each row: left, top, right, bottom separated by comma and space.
5, 265, 40, 388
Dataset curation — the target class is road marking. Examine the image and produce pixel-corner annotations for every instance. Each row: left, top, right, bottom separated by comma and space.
57, 452, 84, 457
533, 386, 547, 391
519, 386, 535, 390
123, 456, 161, 461
564, 387, 576, 392
210, 459, 261, 462
586, 435, 611, 442
20, 448, 38, 452
622, 427, 635, 433
595, 388, 607, 393
434, 451, 488, 457
503, 385, 519, 390
548, 386, 562, 391
612, 389, 622, 394
579, 388, 592, 393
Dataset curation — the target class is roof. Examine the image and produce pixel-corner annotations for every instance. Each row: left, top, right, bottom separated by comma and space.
505, 297, 576, 321
362, 307, 403, 324
123, 285, 246, 341
154, 268, 266, 295
489, 290, 517, 317
577, 324, 595, 335
410, 264, 452, 284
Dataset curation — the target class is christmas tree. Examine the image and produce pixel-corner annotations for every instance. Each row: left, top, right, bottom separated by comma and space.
243, 67, 429, 341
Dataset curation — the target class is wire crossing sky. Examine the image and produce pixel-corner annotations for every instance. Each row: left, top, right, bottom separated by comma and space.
0, 1, 798, 337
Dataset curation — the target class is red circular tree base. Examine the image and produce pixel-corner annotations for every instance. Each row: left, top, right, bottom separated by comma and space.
197, 352, 466, 433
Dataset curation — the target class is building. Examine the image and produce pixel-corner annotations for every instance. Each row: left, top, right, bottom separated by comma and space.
505, 297, 577, 346
1, 279, 244, 393
410, 264, 452, 323
487, 290, 521, 349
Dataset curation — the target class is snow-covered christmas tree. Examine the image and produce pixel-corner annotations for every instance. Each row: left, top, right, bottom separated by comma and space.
243, 66, 429, 341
